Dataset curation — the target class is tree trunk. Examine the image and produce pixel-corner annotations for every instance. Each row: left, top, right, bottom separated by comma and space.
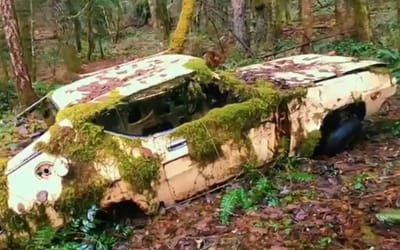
148, 0, 160, 28
300, 0, 313, 53
65, 0, 82, 52
168, 0, 196, 54
156, 0, 171, 40
253, 0, 275, 49
397, 0, 400, 26
86, 1, 95, 60
350, 0, 372, 41
52, 0, 81, 73
275, 0, 286, 36
0, 0, 37, 107
0, 53, 9, 82
283, 0, 291, 22
334, 0, 346, 33
231, 0, 250, 52
14, 0, 33, 78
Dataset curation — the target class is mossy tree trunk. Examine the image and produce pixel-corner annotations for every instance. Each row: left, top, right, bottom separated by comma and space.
274, 0, 286, 37
155, 0, 171, 40
86, 1, 95, 60
350, 0, 372, 42
397, 0, 400, 27
51, 0, 81, 74
65, 0, 82, 52
283, 0, 291, 23
14, 0, 33, 80
300, 0, 313, 53
334, 0, 346, 33
253, 0, 275, 49
231, 0, 250, 52
0, 32, 10, 82
0, 0, 38, 107
0, 53, 10, 82
148, 0, 160, 28
168, 0, 196, 54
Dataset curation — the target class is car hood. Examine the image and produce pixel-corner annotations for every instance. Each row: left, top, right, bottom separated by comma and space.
50, 54, 198, 110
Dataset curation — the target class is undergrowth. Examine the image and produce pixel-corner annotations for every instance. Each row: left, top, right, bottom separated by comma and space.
219, 158, 315, 225
22, 205, 131, 250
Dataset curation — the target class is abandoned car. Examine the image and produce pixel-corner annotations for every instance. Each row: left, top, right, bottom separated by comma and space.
1, 53, 397, 236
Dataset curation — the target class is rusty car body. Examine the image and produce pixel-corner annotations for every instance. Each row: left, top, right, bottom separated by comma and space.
2, 53, 397, 233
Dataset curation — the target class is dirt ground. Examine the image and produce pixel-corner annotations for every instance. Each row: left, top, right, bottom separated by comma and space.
116, 92, 400, 250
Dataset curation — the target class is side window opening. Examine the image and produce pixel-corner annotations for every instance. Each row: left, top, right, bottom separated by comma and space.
93, 108, 123, 132
92, 79, 246, 137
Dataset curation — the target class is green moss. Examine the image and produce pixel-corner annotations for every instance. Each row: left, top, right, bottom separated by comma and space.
368, 66, 392, 75
35, 90, 161, 221
297, 130, 322, 157
171, 86, 281, 163
184, 58, 215, 83
168, 0, 195, 54
169, 65, 308, 164
56, 177, 108, 218
56, 90, 122, 124
118, 155, 160, 192
36, 123, 103, 163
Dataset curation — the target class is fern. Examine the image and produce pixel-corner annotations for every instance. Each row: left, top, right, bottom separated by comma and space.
23, 226, 55, 249
281, 171, 314, 183
220, 189, 241, 225
377, 49, 400, 81
220, 178, 279, 225
23, 205, 131, 249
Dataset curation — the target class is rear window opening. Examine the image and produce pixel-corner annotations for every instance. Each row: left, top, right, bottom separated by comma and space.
92, 80, 243, 137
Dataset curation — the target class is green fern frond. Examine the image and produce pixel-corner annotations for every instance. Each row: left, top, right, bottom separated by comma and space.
220, 188, 252, 225
281, 171, 314, 183
29, 226, 55, 249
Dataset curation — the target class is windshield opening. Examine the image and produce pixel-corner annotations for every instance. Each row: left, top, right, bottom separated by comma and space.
16, 95, 59, 138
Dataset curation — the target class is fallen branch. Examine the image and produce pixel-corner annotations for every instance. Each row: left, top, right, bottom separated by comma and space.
259, 28, 355, 59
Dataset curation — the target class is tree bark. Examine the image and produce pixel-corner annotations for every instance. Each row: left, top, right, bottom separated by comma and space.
397, 0, 400, 26
52, 0, 81, 73
334, 0, 346, 33
86, 1, 95, 60
350, 0, 372, 41
275, 0, 286, 36
14, 0, 33, 78
300, 0, 313, 53
168, 0, 196, 54
148, 0, 160, 28
156, 0, 171, 40
253, 0, 275, 48
65, 0, 82, 52
231, 0, 250, 52
0, 0, 37, 107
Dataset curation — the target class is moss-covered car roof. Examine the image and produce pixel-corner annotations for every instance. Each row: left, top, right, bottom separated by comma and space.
50, 54, 198, 110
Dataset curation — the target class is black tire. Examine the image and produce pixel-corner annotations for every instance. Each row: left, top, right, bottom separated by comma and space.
319, 116, 363, 156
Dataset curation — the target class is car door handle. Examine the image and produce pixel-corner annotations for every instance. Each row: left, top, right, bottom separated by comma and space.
167, 138, 187, 152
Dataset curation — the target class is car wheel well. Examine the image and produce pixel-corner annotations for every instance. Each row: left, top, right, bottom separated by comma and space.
319, 102, 366, 138
314, 102, 366, 156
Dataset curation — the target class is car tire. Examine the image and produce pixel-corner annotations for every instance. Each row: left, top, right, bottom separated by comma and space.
319, 115, 363, 156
